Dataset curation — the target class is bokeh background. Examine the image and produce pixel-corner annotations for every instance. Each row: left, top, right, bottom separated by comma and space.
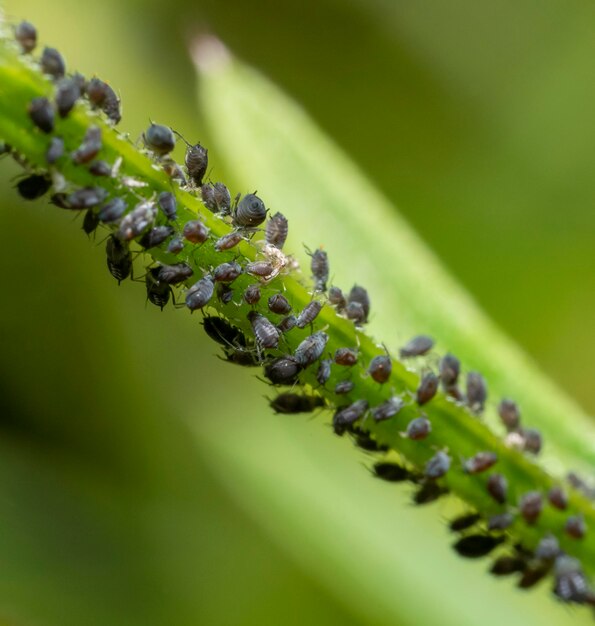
0, 0, 594, 625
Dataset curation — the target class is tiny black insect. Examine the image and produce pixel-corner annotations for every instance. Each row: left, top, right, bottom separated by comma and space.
28, 97, 54, 133
16, 174, 51, 200
497, 398, 521, 431
405, 416, 431, 440
439, 353, 460, 388
268, 293, 292, 315
548, 486, 568, 510
213, 261, 243, 284
334, 380, 355, 395
565, 515, 586, 540
416, 372, 439, 405
248, 311, 280, 349
145, 267, 171, 310
486, 473, 508, 504
215, 232, 244, 252
521, 428, 542, 455
294, 331, 329, 367
487, 512, 514, 531
373, 461, 413, 483
350, 426, 389, 452
185, 277, 215, 311
463, 451, 498, 475
449, 513, 481, 533
453, 535, 504, 559
553, 556, 588, 602
183, 219, 210, 244
424, 450, 451, 479
519, 491, 542, 525
82, 209, 100, 236
98, 197, 127, 223
139, 225, 174, 249
270, 393, 325, 414
201, 182, 231, 214
308, 247, 329, 293
40, 47, 65, 80
158, 263, 193, 285
117, 201, 157, 239
89, 160, 111, 176
490, 556, 526, 576
266, 212, 289, 249
466, 371, 487, 413
72, 126, 102, 164
46, 137, 64, 164
534, 534, 560, 561
202, 316, 247, 348
217, 283, 234, 304
333, 400, 368, 435
243, 283, 261, 305
55, 76, 81, 118
86, 77, 121, 124
158, 192, 177, 221
296, 300, 322, 329
334, 347, 358, 366
400, 335, 434, 358
106, 235, 132, 284
234, 193, 267, 228
316, 358, 332, 386
413, 482, 448, 505
15, 20, 37, 53
264, 356, 302, 385
517, 564, 549, 590
143, 123, 175, 156
67, 186, 108, 210
167, 237, 184, 254
368, 354, 392, 384
347, 285, 371, 322
371, 396, 403, 422
185, 142, 209, 186
328, 286, 346, 311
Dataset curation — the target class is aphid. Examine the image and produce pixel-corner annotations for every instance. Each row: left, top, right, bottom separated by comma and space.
521, 428, 542, 455
217, 283, 234, 304
185, 277, 214, 311
185, 142, 209, 186
72, 126, 102, 164
567, 472, 595, 500
223, 347, 260, 367
50, 193, 70, 208
275, 316, 296, 335
486, 473, 508, 504
233, 193, 267, 228
565, 515, 586, 539
143, 123, 175, 156
405, 416, 432, 440
294, 331, 329, 367
535, 534, 560, 561
202, 316, 247, 348
167, 237, 184, 254
439, 353, 460, 390
449, 513, 481, 532
215, 232, 243, 252
145, 267, 171, 310
264, 356, 302, 385
328, 286, 346, 311
332, 400, 369, 435
243, 283, 261, 305
158, 192, 177, 221
308, 247, 329, 292
265, 212, 288, 249
487, 512, 514, 531
371, 396, 403, 422
201, 182, 231, 214
40, 47, 65, 80
28, 97, 54, 133
453, 535, 504, 559
350, 427, 388, 453
553, 556, 588, 602
497, 398, 521, 431
349, 286, 371, 323
98, 197, 127, 223
86, 77, 121, 124
296, 300, 322, 328
67, 186, 108, 209
334, 380, 355, 395
464, 451, 498, 475
183, 219, 210, 244
334, 347, 358, 366
400, 335, 434, 358
345, 301, 366, 325
368, 354, 392, 384
139, 225, 174, 249
105, 235, 132, 283
89, 160, 111, 176
490, 556, 526, 576
248, 311, 280, 349
466, 371, 487, 413
15, 20, 37, 53
270, 393, 325, 414
213, 261, 243, 283
316, 358, 332, 386
548, 486, 568, 510
45, 137, 64, 164
246, 260, 274, 278
416, 372, 439, 405
82, 209, 100, 235
157, 263, 193, 285
424, 450, 451, 479
268, 294, 292, 315
517, 565, 549, 589
16, 174, 51, 200
519, 491, 543, 525
117, 201, 156, 240
413, 482, 448, 505
55, 76, 81, 118
373, 461, 413, 483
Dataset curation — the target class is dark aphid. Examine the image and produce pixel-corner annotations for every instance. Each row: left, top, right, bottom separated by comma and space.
368, 354, 392, 384
105, 235, 132, 283
450, 513, 482, 532
400, 335, 434, 358
145, 267, 171, 310
167, 237, 184, 254
445, 385, 465, 402
67, 186, 108, 209
334, 347, 358, 366
490, 556, 526, 576
565, 515, 586, 539
117, 201, 156, 240
86, 77, 121, 124
413, 482, 448, 505
453, 535, 504, 559
246, 260, 274, 278
217, 283, 234, 304
466, 371, 488, 413
333, 400, 369, 435
55, 77, 81, 118
335, 380, 355, 395
463, 451, 498, 475
350, 427, 389, 453
498, 398, 521, 431
50, 192, 70, 208
521, 428, 542, 455
46, 136, 64, 164
213, 261, 243, 284
89, 160, 111, 176
294, 331, 329, 367
277, 315, 297, 333
264, 356, 302, 385
201, 182, 231, 214
233, 193, 267, 228
416, 372, 439, 405
535, 534, 560, 561
158, 192, 177, 221
215, 232, 244, 252
405, 416, 431, 440
316, 358, 332, 386
248, 311, 280, 349
16, 174, 51, 200
98, 197, 127, 223
183, 219, 210, 244
296, 300, 322, 328
82, 209, 100, 235
548, 486, 568, 510
309, 247, 329, 293
40, 47, 65, 80
266, 212, 289, 249
243, 283, 261, 305
270, 393, 325, 414
72, 126, 102, 164
268, 293, 292, 315
185, 143, 209, 186
487, 512, 514, 531
158, 263, 193, 285
347, 285, 370, 322
486, 473, 508, 504
424, 450, 451, 479
371, 396, 404, 422
15, 20, 37, 53
185, 277, 214, 311
519, 491, 543, 525
373, 461, 413, 483
518, 565, 550, 590
139, 225, 174, 249
553, 556, 588, 602
223, 347, 260, 367
345, 301, 366, 325
143, 123, 175, 156
439, 353, 460, 387
328, 286, 346, 311
28, 97, 54, 133
202, 316, 247, 348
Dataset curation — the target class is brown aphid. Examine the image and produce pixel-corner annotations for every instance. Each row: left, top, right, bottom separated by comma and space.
565, 515, 586, 539
157, 192, 177, 221
158, 263, 193, 285
185, 142, 209, 186
248, 311, 280, 349
345, 301, 366, 325
464, 451, 498, 475
399, 335, 434, 358
28, 97, 54, 133
139, 225, 174, 249
439, 353, 460, 387
270, 393, 325, 414
368, 354, 392, 384
243, 283, 261, 305
487, 473, 508, 504
328, 286, 346, 311
466, 371, 487, 413
519, 491, 543, 525
535, 534, 560, 561
215, 232, 243, 252
277, 315, 297, 333
266, 212, 289, 249
548, 486, 568, 510
264, 356, 302, 385
414, 482, 448, 505
453, 535, 504, 559
86, 77, 121, 124
371, 396, 403, 422
347, 285, 370, 322
424, 450, 451, 479
316, 358, 332, 386
497, 398, 521, 431
553, 555, 589, 602
521, 428, 542, 455
490, 556, 526, 576
450, 513, 481, 532
294, 331, 329, 367
335, 380, 355, 395
335, 347, 358, 366
72, 126, 102, 164
405, 416, 431, 440
234, 193, 267, 228
416, 372, 439, 405
333, 400, 368, 435
213, 261, 242, 283
268, 293, 292, 315
55, 76, 81, 118
296, 300, 322, 328
246, 260, 274, 278
116, 201, 156, 240
15, 20, 37, 53
487, 512, 514, 531
167, 237, 184, 254
89, 160, 111, 176
40, 47, 65, 80
308, 247, 329, 292
46, 136, 64, 164
185, 277, 214, 311
212, 182, 232, 214
518, 565, 550, 589
183, 219, 210, 244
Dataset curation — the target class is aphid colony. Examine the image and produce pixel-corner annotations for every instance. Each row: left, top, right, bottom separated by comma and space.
7, 20, 594, 613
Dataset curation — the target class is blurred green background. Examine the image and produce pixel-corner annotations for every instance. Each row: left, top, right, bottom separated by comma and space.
1, 0, 594, 625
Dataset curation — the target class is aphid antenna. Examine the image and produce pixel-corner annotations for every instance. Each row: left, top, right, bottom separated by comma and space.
172, 128, 192, 148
